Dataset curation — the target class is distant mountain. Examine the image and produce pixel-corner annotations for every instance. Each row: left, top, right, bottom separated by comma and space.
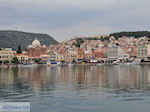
110, 31, 150, 39
0, 30, 58, 50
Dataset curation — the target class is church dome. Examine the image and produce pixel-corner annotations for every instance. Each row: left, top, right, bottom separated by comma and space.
28, 45, 32, 48
32, 37, 41, 47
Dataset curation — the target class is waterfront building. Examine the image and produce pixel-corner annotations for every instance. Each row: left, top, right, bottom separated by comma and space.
93, 48, 104, 61
102, 47, 108, 58
49, 52, 56, 62
0, 48, 16, 62
123, 45, 137, 58
14, 54, 28, 63
107, 45, 129, 61
107, 46, 118, 59
137, 44, 150, 60
56, 53, 64, 62
85, 53, 93, 62
64, 54, 71, 62
118, 48, 130, 60
67, 49, 78, 62
77, 48, 85, 61
40, 54, 50, 62
27, 38, 47, 59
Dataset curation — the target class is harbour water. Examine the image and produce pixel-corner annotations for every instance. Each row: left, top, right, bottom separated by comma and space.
0, 65, 150, 112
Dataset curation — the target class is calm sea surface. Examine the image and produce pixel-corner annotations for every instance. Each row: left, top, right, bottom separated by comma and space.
0, 65, 150, 112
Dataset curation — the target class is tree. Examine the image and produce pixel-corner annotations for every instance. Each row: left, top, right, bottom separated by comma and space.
72, 60, 76, 63
34, 59, 41, 64
4, 60, 9, 65
25, 48, 27, 51
109, 31, 150, 39
76, 38, 84, 44
75, 43, 80, 48
0, 60, 2, 65
141, 59, 145, 62
61, 60, 65, 63
17, 45, 22, 54
12, 57, 19, 64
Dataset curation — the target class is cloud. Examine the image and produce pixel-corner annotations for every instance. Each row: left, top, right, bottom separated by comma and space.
49, 19, 118, 41
58, 0, 116, 9
1, 0, 116, 10
0, 0, 150, 41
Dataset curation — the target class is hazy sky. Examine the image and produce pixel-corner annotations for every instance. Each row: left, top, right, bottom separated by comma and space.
0, 0, 150, 41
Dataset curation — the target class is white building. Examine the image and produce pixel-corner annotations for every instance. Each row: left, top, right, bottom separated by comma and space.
137, 44, 150, 60
56, 53, 64, 61
49, 52, 56, 62
67, 49, 78, 61
0, 48, 16, 62
108, 46, 118, 59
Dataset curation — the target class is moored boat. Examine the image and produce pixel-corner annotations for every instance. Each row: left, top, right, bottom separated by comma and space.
125, 59, 141, 65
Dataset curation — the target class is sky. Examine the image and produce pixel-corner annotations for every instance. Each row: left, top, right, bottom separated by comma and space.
0, 0, 150, 41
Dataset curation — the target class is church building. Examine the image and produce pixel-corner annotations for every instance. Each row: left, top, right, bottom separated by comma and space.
27, 38, 47, 59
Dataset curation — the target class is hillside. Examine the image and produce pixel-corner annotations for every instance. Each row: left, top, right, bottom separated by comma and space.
109, 31, 150, 39
0, 30, 58, 50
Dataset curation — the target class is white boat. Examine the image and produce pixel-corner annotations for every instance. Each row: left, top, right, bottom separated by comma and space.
57, 62, 62, 66
22, 63, 38, 67
125, 59, 141, 65
113, 60, 123, 65
113, 59, 141, 65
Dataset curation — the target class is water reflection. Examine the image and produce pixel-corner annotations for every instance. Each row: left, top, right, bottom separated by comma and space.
0, 65, 150, 111
0, 65, 150, 93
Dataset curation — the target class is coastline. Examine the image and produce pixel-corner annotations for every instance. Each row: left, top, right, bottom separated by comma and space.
1, 62, 150, 68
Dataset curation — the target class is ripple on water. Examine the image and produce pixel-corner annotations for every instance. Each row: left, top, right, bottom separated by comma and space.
121, 98, 144, 101
1, 66, 150, 112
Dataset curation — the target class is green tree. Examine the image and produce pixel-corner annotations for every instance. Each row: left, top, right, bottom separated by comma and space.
0, 60, 2, 65
25, 48, 27, 51
12, 57, 19, 64
109, 31, 150, 39
4, 60, 9, 65
34, 59, 41, 64
61, 60, 65, 63
75, 43, 80, 48
72, 60, 76, 63
141, 59, 145, 62
17, 45, 22, 54
76, 38, 84, 44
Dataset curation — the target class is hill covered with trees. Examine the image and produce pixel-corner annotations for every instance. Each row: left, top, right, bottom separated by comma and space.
0, 30, 58, 50
109, 31, 150, 39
